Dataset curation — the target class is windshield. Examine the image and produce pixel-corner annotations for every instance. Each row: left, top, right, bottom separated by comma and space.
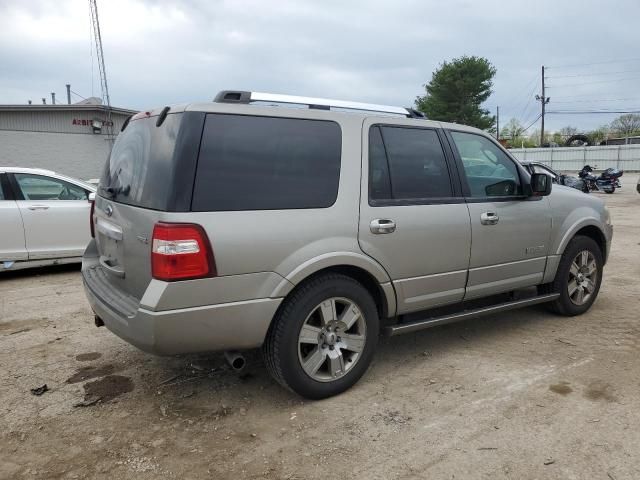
99, 113, 183, 210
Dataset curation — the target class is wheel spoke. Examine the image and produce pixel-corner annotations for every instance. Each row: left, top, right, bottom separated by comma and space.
339, 303, 361, 330
327, 350, 345, 378
319, 299, 337, 325
340, 333, 365, 353
580, 251, 589, 267
569, 262, 580, 277
299, 324, 321, 344
568, 279, 579, 296
302, 347, 327, 376
583, 278, 595, 293
575, 287, 585, 305
586, 260, 597, 276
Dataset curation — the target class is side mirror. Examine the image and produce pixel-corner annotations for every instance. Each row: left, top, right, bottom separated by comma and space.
88, 192, 96, 202
530, 173, 552, 196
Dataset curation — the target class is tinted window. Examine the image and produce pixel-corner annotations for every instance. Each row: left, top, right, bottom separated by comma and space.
450, 131, 522, 197
192, 114, 341, 211
369, 127, 392, 200
15, 174, 87, 201
369, 126, 453, 201
0, 179, 4, 200
100, 113, 183, 210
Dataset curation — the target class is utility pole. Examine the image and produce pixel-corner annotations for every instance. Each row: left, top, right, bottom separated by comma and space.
536, 65, 550, 146
496, 106, 500, 140
66, 84, 71, 105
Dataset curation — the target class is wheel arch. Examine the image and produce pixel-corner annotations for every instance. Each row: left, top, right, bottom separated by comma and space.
270, 252, 396, 320
556, 221, 608, 263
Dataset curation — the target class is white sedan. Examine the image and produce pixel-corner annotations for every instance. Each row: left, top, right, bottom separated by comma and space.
0, 167, 96, 271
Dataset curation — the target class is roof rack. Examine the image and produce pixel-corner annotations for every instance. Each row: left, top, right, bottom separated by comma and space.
214, 90, 426, 119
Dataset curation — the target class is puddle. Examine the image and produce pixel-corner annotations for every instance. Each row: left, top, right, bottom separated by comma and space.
584, 381, 617, 402
66, 365, 116, 384
83, 375, 134, 403
75, 352, 102, 362
549, 381, 573, 395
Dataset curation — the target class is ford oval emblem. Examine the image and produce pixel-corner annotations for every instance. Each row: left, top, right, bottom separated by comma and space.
105, 204, 113, 217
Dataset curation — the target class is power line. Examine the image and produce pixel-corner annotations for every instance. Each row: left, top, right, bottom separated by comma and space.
546, 76, 640, 88
548, 110, 640, 115
522, 113, 542, 132
552, 97, 640, 104
548, 69, 640, 78
547, 57, 640, 69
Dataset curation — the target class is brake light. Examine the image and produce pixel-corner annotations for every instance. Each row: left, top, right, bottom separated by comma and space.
151, 223, 216, 281
89, 199, 96, 238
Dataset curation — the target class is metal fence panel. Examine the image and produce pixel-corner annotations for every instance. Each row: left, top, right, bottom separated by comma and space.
510, 145, 640, 171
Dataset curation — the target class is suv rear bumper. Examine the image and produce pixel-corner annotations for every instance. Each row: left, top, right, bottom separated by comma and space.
82, 254, 281, 356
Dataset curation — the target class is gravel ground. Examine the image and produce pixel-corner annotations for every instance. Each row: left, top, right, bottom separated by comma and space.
1, 175, 639, 480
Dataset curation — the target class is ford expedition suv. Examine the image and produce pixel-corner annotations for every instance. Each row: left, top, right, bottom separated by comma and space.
83, 91, 613, 399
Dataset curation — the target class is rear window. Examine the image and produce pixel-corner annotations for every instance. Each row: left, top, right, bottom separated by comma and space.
191, 114, 341, 211
100, 113, 183, 210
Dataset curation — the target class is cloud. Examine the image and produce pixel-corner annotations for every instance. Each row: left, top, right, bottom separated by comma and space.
0, 0, 639, 130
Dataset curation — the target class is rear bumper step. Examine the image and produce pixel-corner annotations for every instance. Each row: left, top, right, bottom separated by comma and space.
384, 293, 560, 336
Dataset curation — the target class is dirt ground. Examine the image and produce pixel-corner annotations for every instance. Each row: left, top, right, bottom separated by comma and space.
1, 176, 639, 480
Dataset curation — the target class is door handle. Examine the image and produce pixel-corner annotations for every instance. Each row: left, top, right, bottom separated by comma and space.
480, 211, 499, 225
27, 205, 50, 210
370, 219, 396, 234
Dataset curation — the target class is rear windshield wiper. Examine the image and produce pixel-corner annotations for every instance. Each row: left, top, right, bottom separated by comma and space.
98, 185, 116, 198
98, 184, 131, 198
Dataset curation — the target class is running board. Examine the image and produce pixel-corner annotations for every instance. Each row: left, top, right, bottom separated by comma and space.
384, 293, 560, 336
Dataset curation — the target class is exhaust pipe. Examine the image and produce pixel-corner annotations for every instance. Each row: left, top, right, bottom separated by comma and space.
224, 351, 246, 372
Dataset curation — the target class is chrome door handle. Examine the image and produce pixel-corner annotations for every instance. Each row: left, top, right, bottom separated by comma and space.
370, 219, 396, 234
27, 205, 50, 210
480, 211, 499, 225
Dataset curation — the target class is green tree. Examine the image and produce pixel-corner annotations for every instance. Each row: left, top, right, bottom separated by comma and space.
501, 118, 525, 139
587, 125, 610, 145
416, 56, 496, 130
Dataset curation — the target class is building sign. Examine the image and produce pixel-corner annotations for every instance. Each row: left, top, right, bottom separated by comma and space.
71, 118, 114, 126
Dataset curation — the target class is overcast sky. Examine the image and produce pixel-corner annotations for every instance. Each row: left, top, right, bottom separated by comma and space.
1, 0, 639, 132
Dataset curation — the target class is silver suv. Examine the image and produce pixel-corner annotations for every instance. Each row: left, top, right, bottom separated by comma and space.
83, 91, 613, 399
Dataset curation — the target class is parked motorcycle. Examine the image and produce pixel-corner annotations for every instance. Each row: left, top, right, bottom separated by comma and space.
578, 165, 623, 194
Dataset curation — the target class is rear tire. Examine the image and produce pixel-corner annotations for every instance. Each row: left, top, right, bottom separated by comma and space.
263, 273, 379, 399
539, 235, 603, 316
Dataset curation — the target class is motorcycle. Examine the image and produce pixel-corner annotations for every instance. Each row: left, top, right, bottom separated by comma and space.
578, 165, 623, 194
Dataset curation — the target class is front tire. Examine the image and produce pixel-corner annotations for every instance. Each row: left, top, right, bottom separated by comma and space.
605, 187, 615, 194
263, 273, 379, 399
540, 235, 603, 316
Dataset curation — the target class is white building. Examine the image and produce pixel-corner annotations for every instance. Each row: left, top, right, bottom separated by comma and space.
0, 100, 136, 180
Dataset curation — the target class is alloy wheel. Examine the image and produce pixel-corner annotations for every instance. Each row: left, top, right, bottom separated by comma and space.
568, 250, 598, 306
297, 297, 367, 382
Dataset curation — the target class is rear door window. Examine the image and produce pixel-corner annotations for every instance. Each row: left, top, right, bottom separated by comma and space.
369, 125, 454, 202
191, 114, 341, 211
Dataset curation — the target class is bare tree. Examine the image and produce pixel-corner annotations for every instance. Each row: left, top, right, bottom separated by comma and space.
610, 114, 640, 137
559, 126, 578, 138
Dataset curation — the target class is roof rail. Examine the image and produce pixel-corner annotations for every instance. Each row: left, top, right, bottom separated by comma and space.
214, 90, 426, 118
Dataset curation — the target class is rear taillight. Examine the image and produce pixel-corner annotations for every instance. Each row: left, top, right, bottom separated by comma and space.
151, 223, 216, 281
89, 199, 96, 238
